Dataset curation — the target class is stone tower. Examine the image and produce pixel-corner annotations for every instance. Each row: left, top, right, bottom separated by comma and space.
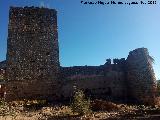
6, 6, 60, 101
126, 48, 157, 105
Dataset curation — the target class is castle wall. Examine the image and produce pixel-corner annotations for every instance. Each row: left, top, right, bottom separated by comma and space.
60, 64, 127, 102
6, 7, 60, 101
61, 48, 158, 105
60, 66, 104, 78
3, 6, 158, 105
0, 61, 6, 69
126, 48, 157, 105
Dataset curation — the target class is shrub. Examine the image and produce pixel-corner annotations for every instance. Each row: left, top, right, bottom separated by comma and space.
70, 89, 91, 115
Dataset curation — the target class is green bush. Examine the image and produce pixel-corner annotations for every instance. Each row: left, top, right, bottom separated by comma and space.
70, 89, 91, 115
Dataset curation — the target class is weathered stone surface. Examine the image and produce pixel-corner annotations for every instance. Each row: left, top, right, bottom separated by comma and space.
6, 6, 60, 101
3, 6, 158, 105
126, 48, 157, 105
60, 62, 127, 102
0, 61, 6, 69
60, 48, 157, 104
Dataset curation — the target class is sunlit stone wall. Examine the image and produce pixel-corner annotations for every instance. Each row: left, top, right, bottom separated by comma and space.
6, 6, 60, 101
126, 48, 157, 105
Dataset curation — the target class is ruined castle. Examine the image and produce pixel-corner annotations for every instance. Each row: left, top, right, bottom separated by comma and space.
0, 6, 157, 105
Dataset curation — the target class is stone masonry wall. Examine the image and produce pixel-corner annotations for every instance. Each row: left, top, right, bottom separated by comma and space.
60, 60, 127, 102
126, 48, 157, 105
4, 6, 158, 104
60, 48, 157, 105
0, 61, 6, 69
6, 6, 60, 101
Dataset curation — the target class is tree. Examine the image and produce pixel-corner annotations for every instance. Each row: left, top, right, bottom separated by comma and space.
70, 89, 91, 115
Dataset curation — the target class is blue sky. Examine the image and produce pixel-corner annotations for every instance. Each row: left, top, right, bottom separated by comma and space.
0, 0, 159, 79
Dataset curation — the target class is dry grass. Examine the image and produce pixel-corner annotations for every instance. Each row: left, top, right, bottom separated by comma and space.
1, 99, 160, 120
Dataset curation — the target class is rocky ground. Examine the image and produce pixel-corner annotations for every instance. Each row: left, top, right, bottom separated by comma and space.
1, 100, 160, 120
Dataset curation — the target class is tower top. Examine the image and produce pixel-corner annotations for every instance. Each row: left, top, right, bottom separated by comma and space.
10, 6, 57, 13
